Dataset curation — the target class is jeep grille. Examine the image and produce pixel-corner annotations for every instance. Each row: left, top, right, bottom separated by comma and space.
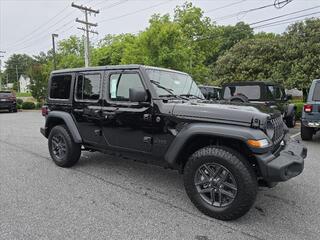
270, 116, 284, 145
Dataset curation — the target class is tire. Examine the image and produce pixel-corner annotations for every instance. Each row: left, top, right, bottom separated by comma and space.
48, 125, 81, 167
286, 112, 296, 128
301, 124, 313, 141
183, 146, 257, 221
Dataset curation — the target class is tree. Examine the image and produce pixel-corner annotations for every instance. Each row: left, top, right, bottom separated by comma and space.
4, 54, 35, 90
214, 34, 286, 85
283, 18, 320, 97
28, 63, 50, 102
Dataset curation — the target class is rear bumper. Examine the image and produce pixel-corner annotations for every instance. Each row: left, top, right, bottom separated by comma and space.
0, 102, 15, 109
255, 138, 307, 182
301, 119, 320, 128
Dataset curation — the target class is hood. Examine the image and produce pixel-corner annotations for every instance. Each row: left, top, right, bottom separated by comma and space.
172, 101, 279, 127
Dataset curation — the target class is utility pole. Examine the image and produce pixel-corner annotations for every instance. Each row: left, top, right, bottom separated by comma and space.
0, 51, 5, 90
71, 2, 99, 67
16, 65, 19, 92
52, 33, 58, 70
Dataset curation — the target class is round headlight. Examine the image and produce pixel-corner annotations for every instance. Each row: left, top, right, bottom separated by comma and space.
266, 121, 275, 139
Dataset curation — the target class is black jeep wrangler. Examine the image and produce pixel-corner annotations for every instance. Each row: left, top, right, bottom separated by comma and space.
41, 65, 306, 221
222, 81, 297, 128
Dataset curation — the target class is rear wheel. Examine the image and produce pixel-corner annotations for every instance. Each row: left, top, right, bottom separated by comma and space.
301, 124, 313, 141
48, 125, 81, 167
183, 146, 257, 221
286, 111, 296, 128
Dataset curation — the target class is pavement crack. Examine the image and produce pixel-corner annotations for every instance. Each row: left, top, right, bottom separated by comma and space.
73, 168, 265, 240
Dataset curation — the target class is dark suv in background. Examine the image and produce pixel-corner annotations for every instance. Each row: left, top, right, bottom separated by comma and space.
199, 85, 222, 100
301, 79, 320, 140
222, 81, 296, 128
0, 91, 17, 113
40, 65, 306, 220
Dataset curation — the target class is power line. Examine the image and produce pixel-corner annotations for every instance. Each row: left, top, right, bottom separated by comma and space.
5, 6, 71, 49
250, 6, 320, 26
211, 0, 293, 22
99, 0, 129, 11
100, 0, 172, 23
205, 0, 247, 13
253, 11, 320, 29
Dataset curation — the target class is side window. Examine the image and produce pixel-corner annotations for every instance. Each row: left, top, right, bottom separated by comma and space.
50, 75, 72, 99
312, 83, 320, 101
76, 74, 101, 101
109, 73, 145, 101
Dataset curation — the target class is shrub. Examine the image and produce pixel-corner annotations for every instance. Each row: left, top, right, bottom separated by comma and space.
35, 102, 43, 109
17, 98, 23, 105
294, 102, 304, 120
22, 101, 35, 110
17, 104, 22, 109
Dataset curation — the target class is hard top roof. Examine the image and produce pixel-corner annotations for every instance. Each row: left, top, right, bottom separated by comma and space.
223, 81, 279, 86
51, 64, 189, 75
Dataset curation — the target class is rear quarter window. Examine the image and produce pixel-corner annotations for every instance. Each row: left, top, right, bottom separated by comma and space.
312, 82, 320, 101
223, 85, 260, 100
49, 75, 72, 99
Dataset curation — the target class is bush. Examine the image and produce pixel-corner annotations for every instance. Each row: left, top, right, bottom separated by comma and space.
35, 102, 43, 109
17, 104, 22, 109
17, 98, 23, 105
22, 101, 35, 110
294, 102, 304, 120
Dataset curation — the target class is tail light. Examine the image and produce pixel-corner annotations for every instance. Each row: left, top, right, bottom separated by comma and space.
304, 104, 313, 113
41, 105, 49, 116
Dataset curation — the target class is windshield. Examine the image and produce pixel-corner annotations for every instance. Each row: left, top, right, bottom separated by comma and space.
146, 69, 204, 99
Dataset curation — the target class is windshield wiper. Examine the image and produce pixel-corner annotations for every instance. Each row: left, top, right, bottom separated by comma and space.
179, 94, 204, 100
150, 80, 188, 100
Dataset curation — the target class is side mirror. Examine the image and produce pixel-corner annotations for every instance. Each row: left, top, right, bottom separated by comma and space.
286, 94, 292, 100
129, 88, 148, 102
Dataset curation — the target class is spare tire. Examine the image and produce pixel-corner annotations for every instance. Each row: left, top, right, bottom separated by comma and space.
229, 94, 248, 103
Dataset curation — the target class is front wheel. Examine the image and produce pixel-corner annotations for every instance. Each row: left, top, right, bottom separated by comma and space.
183, 146, 257, 221
48, 125, 81, 167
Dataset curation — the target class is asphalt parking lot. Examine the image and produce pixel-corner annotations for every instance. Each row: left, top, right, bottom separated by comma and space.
0, 111, 319, 240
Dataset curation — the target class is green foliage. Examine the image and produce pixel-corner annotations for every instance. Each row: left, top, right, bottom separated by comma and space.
28, 64, 50, 102
17, 104, 22, 109
3, 54, 35, 90
294, 101, 305, 120
4, 2, 320, 97
35, 102, 42, 109
22, 101, 35, 109
16, 98, 23, 105
15, 92, 32, 97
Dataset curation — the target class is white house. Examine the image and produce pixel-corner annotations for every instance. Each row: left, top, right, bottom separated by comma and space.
19, 75, 31, 93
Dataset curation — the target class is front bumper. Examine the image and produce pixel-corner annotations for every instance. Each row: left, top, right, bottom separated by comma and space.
255, 138, 307, 182
0, 101, 15, 109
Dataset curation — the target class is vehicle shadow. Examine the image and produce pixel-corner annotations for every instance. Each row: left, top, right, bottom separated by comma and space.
71, 149, 318, 239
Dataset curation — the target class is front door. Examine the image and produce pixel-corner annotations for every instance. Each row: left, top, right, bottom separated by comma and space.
101, 70, 154, 154
72, 71, 104, 146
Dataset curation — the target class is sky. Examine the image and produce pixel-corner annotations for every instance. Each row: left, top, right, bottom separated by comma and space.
0, 0, 319, 64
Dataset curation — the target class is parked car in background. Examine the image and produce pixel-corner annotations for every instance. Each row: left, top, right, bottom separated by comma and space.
0, 91, 17, 113
198, 85, 222, 100
222, 81, 296, 128
301, 79, 320, 140
40, 65, 306, 221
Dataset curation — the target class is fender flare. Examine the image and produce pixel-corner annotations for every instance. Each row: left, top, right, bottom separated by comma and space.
285, 104, 296, 118
45, 111, 82, 143
164, 123, 269, 166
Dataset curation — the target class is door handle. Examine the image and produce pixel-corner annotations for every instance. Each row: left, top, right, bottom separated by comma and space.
74, 109, 84, 113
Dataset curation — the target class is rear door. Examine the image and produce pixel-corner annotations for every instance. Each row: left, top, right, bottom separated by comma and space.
72, 71, 104, 146
307, 80, 320, 120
